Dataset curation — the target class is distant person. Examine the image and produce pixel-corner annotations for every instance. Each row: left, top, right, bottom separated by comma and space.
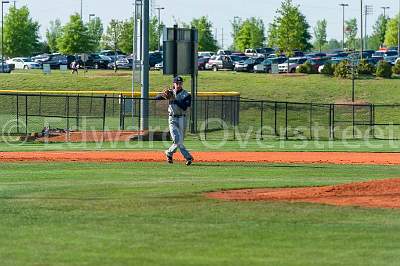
70, 60, 79, 74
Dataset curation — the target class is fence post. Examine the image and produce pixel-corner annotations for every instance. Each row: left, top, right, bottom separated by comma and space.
16, 95, 19, 134
39, 93, 42, 116
66, 96, 70, 130
232, 98, 236, 140
89, 93, 93, 115
25, 95, 28, 135
102, 95, 107, 131
285, 102, 288, 140
309, 103, 313, 140
260, 101, 264, 140
138, 98, 141, 130
119, 95, 124, 130
220, 96, 224, 128
205, 98, 209, 140
332, 104, 335, 139
352, 104, 355, 139
274, 102, 278, 136
329, 104, 332, 140
370, 104, 374, 139
76, 95, 80, 130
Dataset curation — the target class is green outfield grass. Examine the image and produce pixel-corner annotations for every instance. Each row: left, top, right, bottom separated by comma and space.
1, 70, 400, 103
1, 162, 400, 266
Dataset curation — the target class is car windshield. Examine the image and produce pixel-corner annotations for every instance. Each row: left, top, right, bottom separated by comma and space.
244, 58, 255, 64
262, 59, 272, 64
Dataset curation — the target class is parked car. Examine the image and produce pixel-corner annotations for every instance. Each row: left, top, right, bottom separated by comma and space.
278, 57, 307, 73
6, 57, 41, 69
197, 57, 210, 70
395, 57, 400, 65
32, 54, 50, 63
0, 60, 12, 73
372, 50, 398, 63
216, 50, 232, 55
253, 57, 287, 73
301, 58, 329, 73
100, 50, 126, 62
305, 52, 327, 59
198, 51, 215, 57
229, 55, 248, 64
205, 55, 234, 71
234, 57, 264, 72
149, 52, 163, 67
39, 54, 68, 69
77, 54, 111, 69
255, 47, 275, 56
154, 61, 163, 70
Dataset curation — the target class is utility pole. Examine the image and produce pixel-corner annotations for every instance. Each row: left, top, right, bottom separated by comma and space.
381, 6, 390, 18
80, 0, 83, 21
364, 5, 373, 50
360, 0, 363, 59
339, 3, 349, 50
155, 7, 164, 51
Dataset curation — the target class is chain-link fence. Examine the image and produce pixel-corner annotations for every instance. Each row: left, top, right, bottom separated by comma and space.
1, 92, 400, 140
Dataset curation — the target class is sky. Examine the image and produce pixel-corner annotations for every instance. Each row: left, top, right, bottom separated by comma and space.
5, 0, 400, 48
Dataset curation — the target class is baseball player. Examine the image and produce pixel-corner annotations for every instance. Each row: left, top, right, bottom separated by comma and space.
155, 76, 194, 166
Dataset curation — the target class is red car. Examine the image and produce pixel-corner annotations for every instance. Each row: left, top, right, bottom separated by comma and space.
198, 57, 210, 70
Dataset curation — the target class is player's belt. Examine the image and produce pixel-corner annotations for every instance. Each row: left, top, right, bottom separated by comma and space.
169, 114, 186, 118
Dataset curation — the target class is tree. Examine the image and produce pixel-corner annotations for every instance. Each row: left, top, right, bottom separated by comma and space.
3, 6, 40, 57
118, 19, 134, 54
101, 19, 123, 51
321, 39, 341, 51
190, 16, 218, 52
149, 16, 160, 51
344, 18, 358, 50
231, 17, 242, 50
87, 17, 103, 52
235, 17, 265, 51
313, 19, 327, 52
57, 14, 91, 54
46, 19, 62, 53
368, 15, 388, 50
267, 0, 312, 56
384, 14, 399, 47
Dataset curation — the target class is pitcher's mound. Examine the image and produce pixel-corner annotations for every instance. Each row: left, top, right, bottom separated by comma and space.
206, 178, 400, 209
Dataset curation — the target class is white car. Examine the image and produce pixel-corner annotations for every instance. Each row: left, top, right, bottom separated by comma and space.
154, 62, 163, 70
6, 57, 41, 69
278, 57, 307, 73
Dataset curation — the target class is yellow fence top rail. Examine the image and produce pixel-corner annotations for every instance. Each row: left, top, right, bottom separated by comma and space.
0, 90, 240, 97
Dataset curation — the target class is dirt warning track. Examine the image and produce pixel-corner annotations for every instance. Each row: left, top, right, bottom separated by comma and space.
1, 151, 400, 165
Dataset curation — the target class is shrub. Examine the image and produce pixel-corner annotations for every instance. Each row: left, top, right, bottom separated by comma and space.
297, 63, 309, 74
297, 62, 317, 74
393, 60, 400, 75
357, 59, 375, 75
334, 60, 355, 79
321, 62, 334, 76
376, 61, 393, 78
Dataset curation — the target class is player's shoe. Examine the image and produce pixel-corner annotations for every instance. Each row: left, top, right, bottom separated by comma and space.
185, 159, 193, 166
165, 151, 173, 164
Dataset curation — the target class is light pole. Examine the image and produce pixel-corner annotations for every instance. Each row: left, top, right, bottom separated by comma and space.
360, 0, 363, 59
80, 0, 83, 20
155, 7, 164, 51
1, 1, 9, 73
339, 3, 349, 50
381, 6, 390, 18
364, 5, 373, 50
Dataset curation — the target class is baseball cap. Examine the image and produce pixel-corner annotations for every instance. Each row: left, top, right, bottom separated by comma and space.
173, 76, 183, 83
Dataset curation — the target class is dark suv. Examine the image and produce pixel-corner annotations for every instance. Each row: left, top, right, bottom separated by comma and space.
77, 54, 111, 69
149, 52, 163, 67
40, 54, 68, 69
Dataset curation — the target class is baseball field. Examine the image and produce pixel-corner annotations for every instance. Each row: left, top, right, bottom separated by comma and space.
1, 142, 400, 265
1, 71, 400, 265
